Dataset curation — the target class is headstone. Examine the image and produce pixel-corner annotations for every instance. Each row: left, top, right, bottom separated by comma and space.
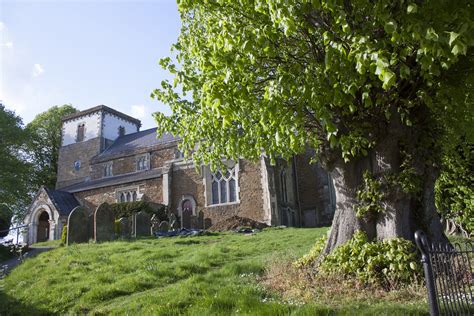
204, 218, 212, 230
181, 209, 192, 229
67, 206, 89, 245
94, 202, 115, 242
150, 214, 160, 235
169, 213, 178, 230
135, 211, 151, 237
190, 215, 199, 229
119, 217, 131, 238
158, 221, 170, 232
198, 211, 205, 229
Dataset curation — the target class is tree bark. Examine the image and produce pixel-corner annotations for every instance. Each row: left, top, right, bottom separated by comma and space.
323, 114, 447, 254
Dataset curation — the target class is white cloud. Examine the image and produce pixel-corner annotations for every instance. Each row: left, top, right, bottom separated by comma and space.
32, 63, 44, 77
5, 41, 13, 49
131, 104, 146, 119
0, 22, 4, 32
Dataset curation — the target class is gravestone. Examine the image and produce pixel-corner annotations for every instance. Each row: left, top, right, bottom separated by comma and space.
169, 213, 178, 230
158, 221, 170, 232
150, 214, 160, 235
181, 209, 192, 229
94, 202, 115, 242
190, 215, 199, 229
204, 218, 212, 230
198, 211, 205, 229
119, 217, 131, 238
135, 211, 151, 237
67, 206, 89, 245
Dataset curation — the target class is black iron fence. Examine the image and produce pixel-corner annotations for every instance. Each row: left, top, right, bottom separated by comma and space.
415, 230, 473, 316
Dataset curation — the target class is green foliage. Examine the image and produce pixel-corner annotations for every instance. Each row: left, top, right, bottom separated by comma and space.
61, 225, 68, 244
110, 201, 167, 221
154, 0, 474, 169
318, 231, 420, 288
0, 205, 13, 238
114, 220, 121, 235
25, 105, 78, 191
356, 171, 384, 218
435, 140, 474, 234
293, 234, 327, 268
0, 105, 31, 216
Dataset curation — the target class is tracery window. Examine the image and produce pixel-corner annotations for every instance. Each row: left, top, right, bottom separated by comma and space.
118, 126, 125, 137
116, 188, 140, 203
209, 165, 238, 205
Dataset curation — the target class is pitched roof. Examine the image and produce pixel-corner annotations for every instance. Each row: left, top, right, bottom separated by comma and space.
44, 188, 80, 216
61, 168, 163, 193
61, 105, 141, 126
94, 128, 179, 161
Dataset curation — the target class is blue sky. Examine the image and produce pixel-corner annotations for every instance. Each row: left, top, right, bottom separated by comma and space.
0, 0, 181, 129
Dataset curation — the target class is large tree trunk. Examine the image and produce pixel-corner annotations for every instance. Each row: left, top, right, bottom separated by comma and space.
323, 113, 447, 254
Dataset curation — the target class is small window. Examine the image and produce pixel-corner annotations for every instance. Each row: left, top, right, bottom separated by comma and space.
118, 126, 125, 137
74, 160, 81, 171
175, 148, 184, 160
136, 155, 149, 171
76, 123, 85, 142
103, 163, 113, 177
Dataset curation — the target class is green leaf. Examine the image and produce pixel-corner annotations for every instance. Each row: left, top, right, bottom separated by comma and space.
407, 4, 417, 14
448, 32, 460, 47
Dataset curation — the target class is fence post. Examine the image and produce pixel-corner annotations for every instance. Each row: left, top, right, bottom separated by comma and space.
414, 230, 440, 316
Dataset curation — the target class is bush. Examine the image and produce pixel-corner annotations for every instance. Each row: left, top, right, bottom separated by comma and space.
295, 231, 421, 289
110, 201, 168, 221
61, 225, 67, 244
0, 205, 13, 238
114, 220, 121, 235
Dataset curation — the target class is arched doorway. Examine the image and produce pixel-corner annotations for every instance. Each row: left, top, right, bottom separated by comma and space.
37, 211, 50, 242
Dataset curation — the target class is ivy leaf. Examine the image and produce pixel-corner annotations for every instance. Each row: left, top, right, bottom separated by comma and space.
448, 32, 460, 47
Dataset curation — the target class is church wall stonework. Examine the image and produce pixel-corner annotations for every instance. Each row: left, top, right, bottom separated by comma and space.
57, 138, 102, 189
169, 160, 265, 227
74, 178, 163, 212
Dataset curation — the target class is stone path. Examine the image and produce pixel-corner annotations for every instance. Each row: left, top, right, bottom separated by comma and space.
1, 246, 54, 276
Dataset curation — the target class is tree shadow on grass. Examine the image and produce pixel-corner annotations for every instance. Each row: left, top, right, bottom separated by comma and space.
0, 290, 51, 315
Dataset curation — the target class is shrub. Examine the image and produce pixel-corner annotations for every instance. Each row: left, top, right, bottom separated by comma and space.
296, 231, 421, 289
114, 220, 121, 235
110, 201, 168, 221
61, 225, 67, 244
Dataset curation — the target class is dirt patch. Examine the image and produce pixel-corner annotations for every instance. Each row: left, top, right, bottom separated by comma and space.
208, 216, 269, 231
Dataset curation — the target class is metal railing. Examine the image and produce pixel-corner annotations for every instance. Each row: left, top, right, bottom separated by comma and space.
415, 230, 473, 316
0, 224, 28, 245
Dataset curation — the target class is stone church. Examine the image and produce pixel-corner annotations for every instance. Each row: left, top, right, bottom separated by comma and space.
24, 105, 335, 244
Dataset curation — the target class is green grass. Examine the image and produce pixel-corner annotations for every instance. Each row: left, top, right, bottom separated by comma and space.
0, 228, 428, 315
31, 239, 62, 248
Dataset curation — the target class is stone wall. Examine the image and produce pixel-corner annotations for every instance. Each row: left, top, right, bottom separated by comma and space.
169, 160, 266, 227
57, 138, 102, 189
74, 178, 163, 212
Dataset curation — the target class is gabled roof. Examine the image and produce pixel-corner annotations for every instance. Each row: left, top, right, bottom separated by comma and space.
94, 128, 179, 161
44, 188, 80, 216
61, 168, 163, 193
61, 104, 141, 126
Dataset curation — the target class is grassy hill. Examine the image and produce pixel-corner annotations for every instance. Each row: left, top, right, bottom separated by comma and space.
0, 227, 427, 315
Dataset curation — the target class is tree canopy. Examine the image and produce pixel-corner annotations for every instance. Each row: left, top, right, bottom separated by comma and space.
26, 104, 78, 190
154, 0, 473, 249
0, 104, 31, 214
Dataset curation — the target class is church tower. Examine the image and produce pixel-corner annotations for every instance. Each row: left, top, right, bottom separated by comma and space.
56, 105, 141, 189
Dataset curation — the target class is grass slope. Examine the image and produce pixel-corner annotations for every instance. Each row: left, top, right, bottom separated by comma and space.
0, 228, 427, 315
